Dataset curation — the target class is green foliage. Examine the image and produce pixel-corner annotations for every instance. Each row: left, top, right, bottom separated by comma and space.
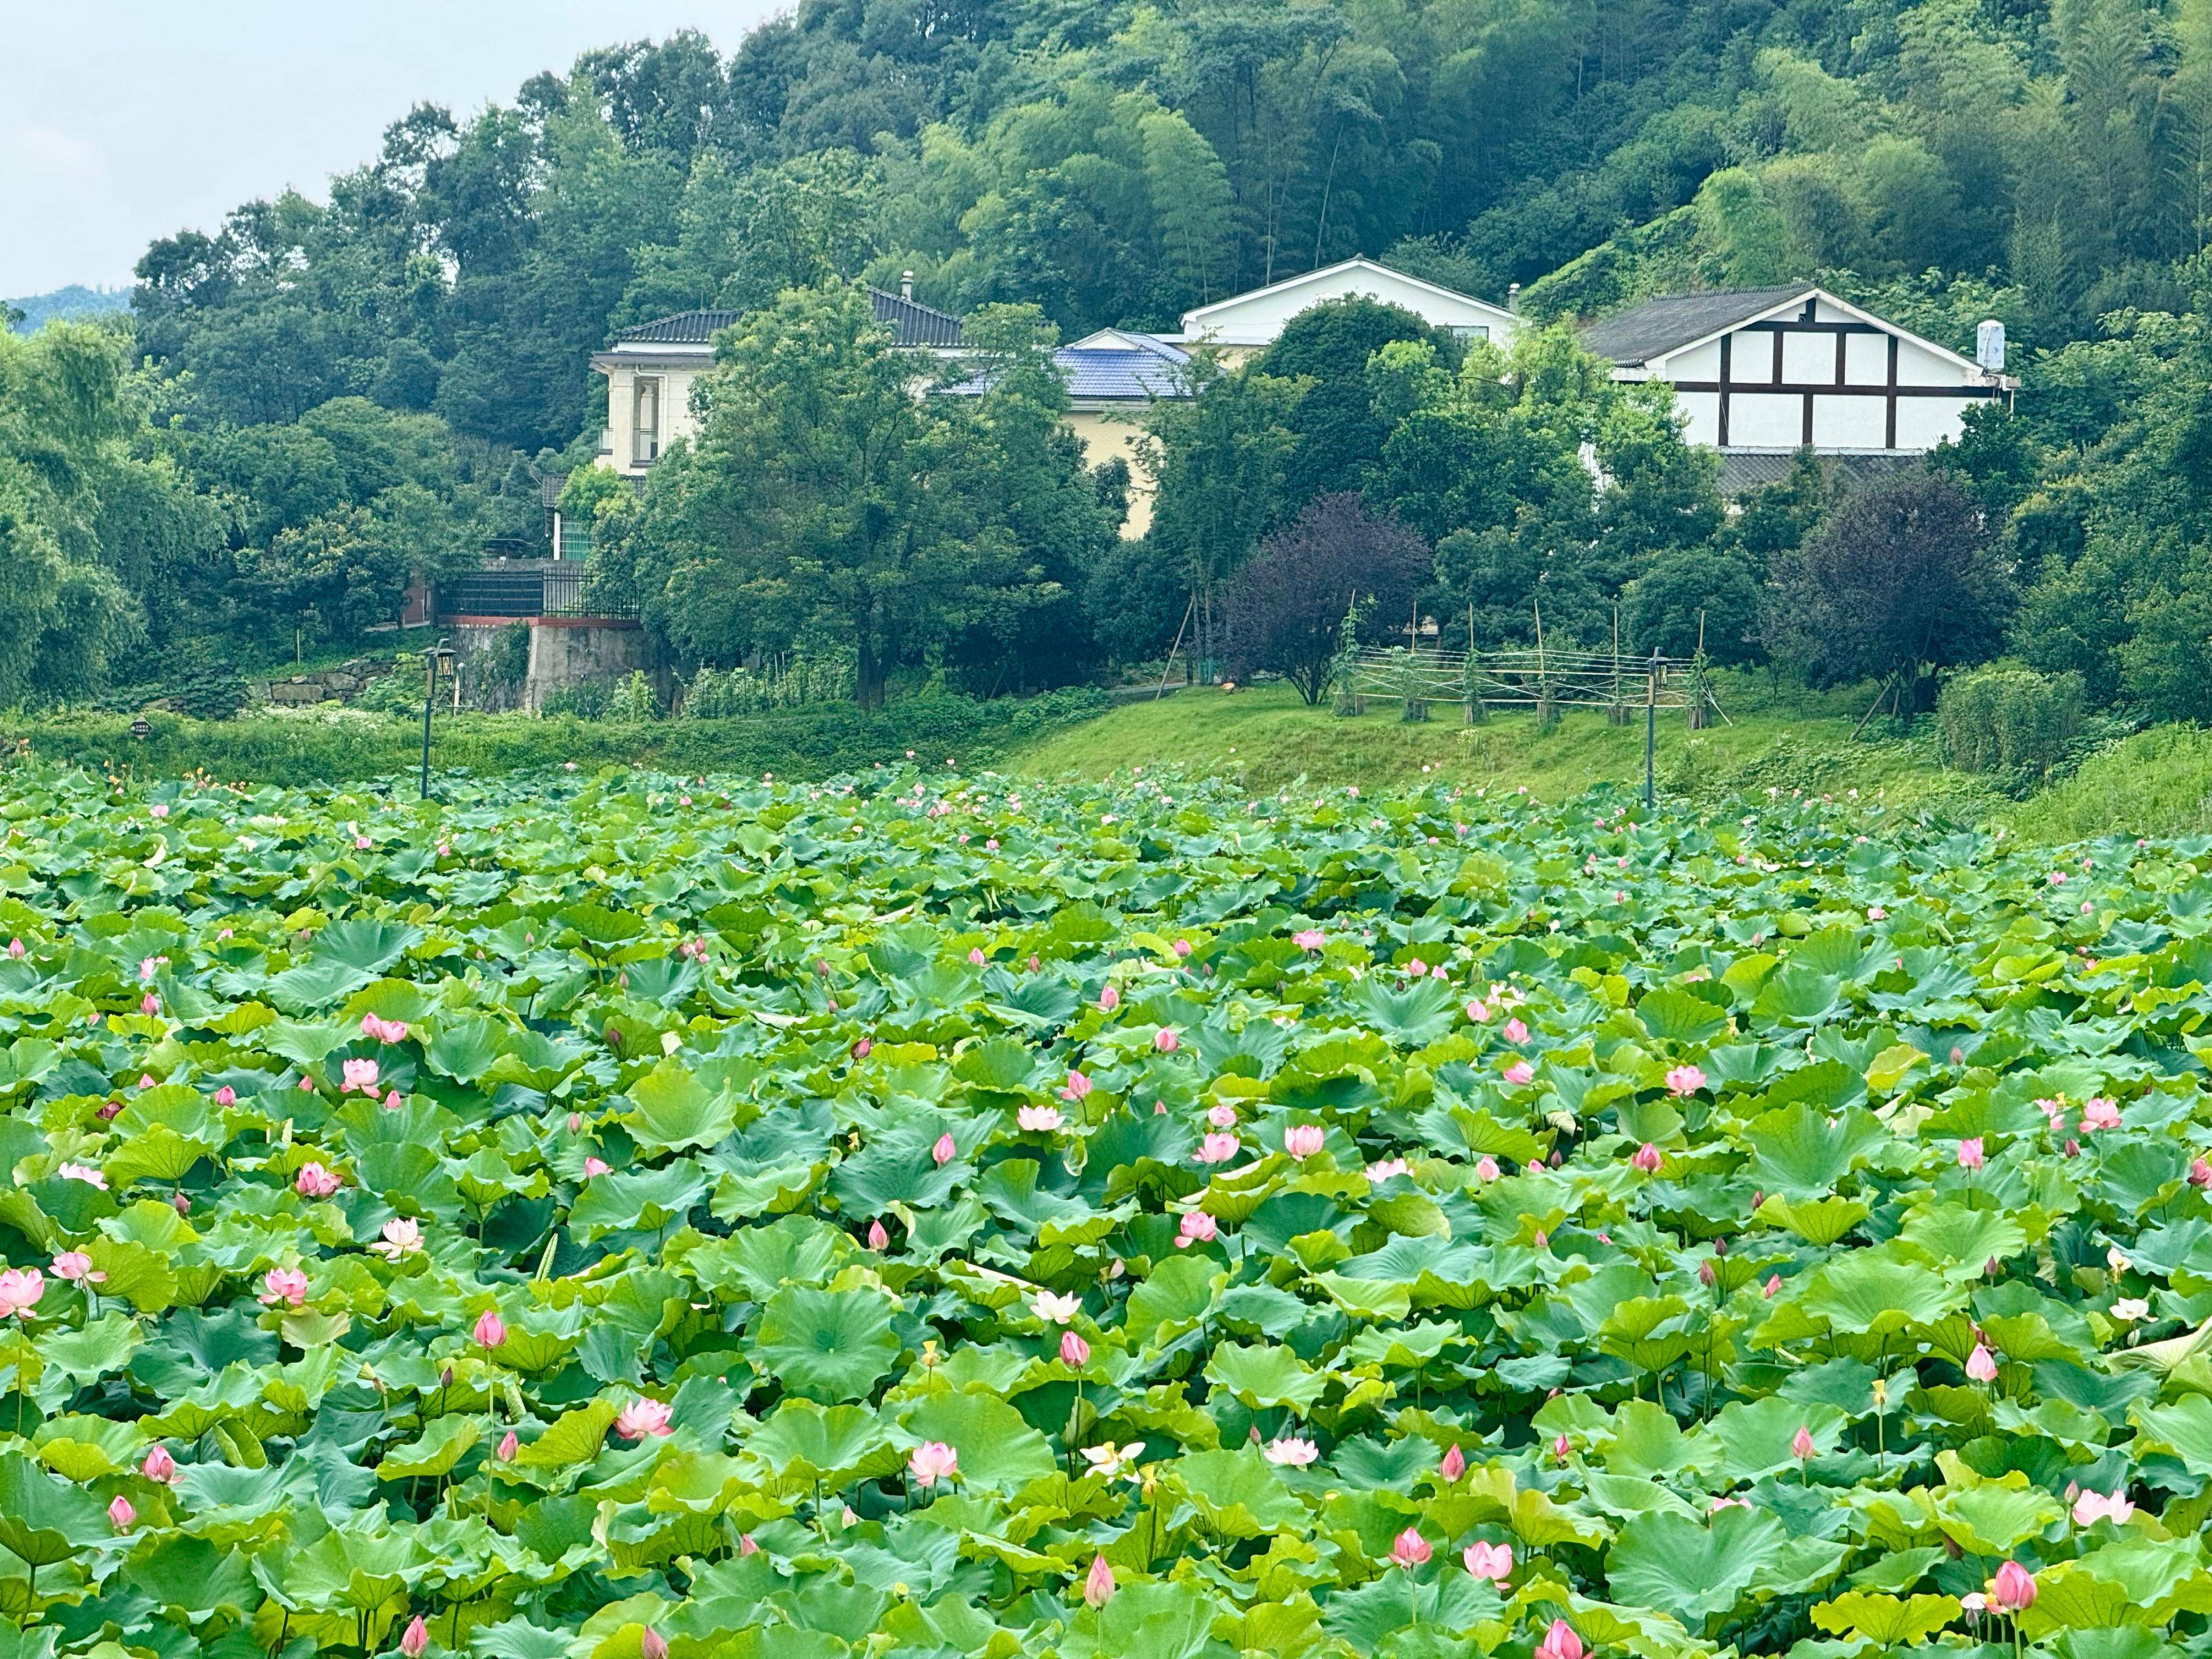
0, 756, 2204, 1656
1939, 665, 2087, 780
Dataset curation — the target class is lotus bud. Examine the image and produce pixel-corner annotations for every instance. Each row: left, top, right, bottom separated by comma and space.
1763, 1274, 1780, 1297
851, 1037, 871, 1060
1438, 1443, 1466, 1482
214, 1085, 237, 1107
98, 1101, 121, 1121
2192, 1156, 2212, 1188
1632, 1142, 1663, 1172
739, 1533, 759, 1556
932, 1132, 956, 1166
1083, 1552, 1116, 1607
640, 1630, 668, 1659
1060, 1330, 1090, 1367
1099, 985, 1119, 1011
108, 1494, 135, 1530
1792, 1425, 1815, 1460
1552, 1434, 1570, 1464
473, 1309, 507, 1350
868, 1219, 890, 1251
1154, 1027, 1179, 1053
441, 1366, 454, 1388
1535, 1621, 1585, 1659
566, 1113, 583, 1134
401, 1617, 429, 1658
1966, 1342, 1999, 1382
1388, 1528, 1432, 1569
173, 1191, 191, 1215
142, 1444, 177, 1483
1713, 1236, 1727, 1255
1699, 1261, 1716, 1287
1989, 1561, 2037, 1613
497, 1431, 518, 1461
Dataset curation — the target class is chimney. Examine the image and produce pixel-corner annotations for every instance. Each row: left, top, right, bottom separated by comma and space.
1507, 282, 1521, 315
901, 270, 915, 302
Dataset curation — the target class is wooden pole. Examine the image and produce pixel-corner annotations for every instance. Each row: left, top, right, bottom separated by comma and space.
1155, 594, 1196, 701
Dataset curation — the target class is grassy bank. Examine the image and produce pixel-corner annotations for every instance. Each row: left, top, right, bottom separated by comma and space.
5, 689, 1107, 789
1010, 674, 1995, 812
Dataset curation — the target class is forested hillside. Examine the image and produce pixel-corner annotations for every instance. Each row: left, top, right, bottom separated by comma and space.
10, 0, 2212, 737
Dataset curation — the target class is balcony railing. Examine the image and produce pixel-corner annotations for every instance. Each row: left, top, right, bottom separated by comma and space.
437, 562, 638, 621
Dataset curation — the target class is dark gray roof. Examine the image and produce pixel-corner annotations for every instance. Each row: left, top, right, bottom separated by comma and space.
1716, 448, 1918, 498
1581, 287, 1812, 368
613, 288, 964, 349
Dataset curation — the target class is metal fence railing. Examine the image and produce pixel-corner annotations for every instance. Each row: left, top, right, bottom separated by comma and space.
437, 565, 637, 621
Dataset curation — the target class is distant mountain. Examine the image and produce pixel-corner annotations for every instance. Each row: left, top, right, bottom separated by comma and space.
7, 284, 130, 334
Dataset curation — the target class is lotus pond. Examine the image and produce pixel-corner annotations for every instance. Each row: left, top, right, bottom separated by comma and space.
3, 763, 2212, 1659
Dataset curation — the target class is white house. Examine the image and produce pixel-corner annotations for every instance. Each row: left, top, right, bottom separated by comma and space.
587, 284, 966, 480
1580, 285, 2018, 493
1175, 257, 1521, 364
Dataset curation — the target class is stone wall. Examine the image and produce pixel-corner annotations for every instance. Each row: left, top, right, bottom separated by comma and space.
254, 658, 394, 706
522, 618, 658, 712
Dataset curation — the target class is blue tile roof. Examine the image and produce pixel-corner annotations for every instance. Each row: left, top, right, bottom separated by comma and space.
942, 334, 1193, 401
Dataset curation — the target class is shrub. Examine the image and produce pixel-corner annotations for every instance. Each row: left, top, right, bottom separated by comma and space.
1938, 663, 2084, 777
606, 669, 661, 721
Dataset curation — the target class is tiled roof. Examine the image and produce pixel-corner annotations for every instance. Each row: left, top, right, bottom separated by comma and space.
1581, 287, 1811, 368
612, 288, 965, 349
941, 332, 1193, 401
1716, 449, 1918, 497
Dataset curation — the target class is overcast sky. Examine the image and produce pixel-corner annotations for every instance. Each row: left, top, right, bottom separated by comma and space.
4, 1, 784, 297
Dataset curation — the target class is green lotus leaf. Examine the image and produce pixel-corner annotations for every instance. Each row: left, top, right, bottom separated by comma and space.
1605, 1503, 1788, 1626
749, 1286, 900, 1402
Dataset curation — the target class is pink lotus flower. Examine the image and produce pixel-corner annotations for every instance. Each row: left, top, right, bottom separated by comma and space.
1389, 1528, 1432, 1569
59, 1161, 108, 1190
908, 1441, 959, 1488
149, 803, 168, 819
142, 1444, 177, 1483
109, 1494, 135, 1530
738, 1533, 759, 1556
1791, 1425, 1816, 1460
1368, 1158, 1410, 1180
1058, 1071, 1097, 1108
1407, 959, 1429, 977
1172, 939, 1192, 958
341, 1057, 380, 1094
968, 947, 987, 966
1018, 1105, 1065, 1132
1989, 1561, 2037, 1613
867, 1219, 890, 1250
1176, 1211, 1218, 1248
1207, 1103, 1238, 1129
1631, 1143, 1663, 1173
1099, 985, 1120, 1010
1154, 1027, 1179, 1053
2194, 1157, 2212, 1189
260, 1267, 308, 1307
1966, 1342, 1999, 1382
1438, 1443, 1466, 1481
1265, 1435, 1318, 1466
1535, 1620, 1585, 1659
400, 1617, 429, 1659
362, 1015, 410, 1044
1868, 905, 1886, 921
295, 1162, 341, 1198
1463, 1541, 1513, 1582
1503, 1018, 1529, 1044
1665, 1065, 1706, 1096
1957, 1136, 1985, 1171
2081, 1097, 2121, 1132
1082, 1552, 1116, 1608
1294, 930, 1325, 952
1504, 1061, 1534, 1086
473, 1309, 507, 1349
1763, 1274, 1782, 1297
616, 1397, 674, 1440
583, 1157, 612, 1178
1284, 1124, 1325, 1159
371, 1218, 423, 1261
932, 1132, 957, 1165
1475, 1156, 1500, 1182
5, 940, 20, 958
1467, 999, 1493, 1023
1060, 1330, 1091, 1367
1195, 1133, 1240, 1165
52, 1250, 104, 1284
1551, 1434, 1571, 1463
214, 1085, 237, 1107
2074, 1488, 2135, 1527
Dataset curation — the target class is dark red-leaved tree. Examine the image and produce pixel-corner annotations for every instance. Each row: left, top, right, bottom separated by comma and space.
1226, 493, 1433, 704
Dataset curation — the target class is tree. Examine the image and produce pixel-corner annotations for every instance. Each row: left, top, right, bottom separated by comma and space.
1226, 493, 1432, 702
1256, 296, 1444, 510
1764, 468, 2014, 716
605, 284, 1110, 707
1624, 544, 1763, 664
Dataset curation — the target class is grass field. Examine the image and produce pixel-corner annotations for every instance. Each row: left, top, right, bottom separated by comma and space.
1013, 674, 1996, 813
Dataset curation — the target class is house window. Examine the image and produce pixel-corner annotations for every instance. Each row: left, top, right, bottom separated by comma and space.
631, 377, 662, 465
1449, 325, 1490, 343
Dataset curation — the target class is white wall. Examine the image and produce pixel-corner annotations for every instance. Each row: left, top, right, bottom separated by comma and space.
1183, 265, 1518, 349
598, 356, 708, 477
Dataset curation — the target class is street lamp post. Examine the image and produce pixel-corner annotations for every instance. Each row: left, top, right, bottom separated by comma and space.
420, 640, 454, 801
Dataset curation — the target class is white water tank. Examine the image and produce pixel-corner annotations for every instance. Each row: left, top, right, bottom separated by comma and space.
1975, 319, 2006, 375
